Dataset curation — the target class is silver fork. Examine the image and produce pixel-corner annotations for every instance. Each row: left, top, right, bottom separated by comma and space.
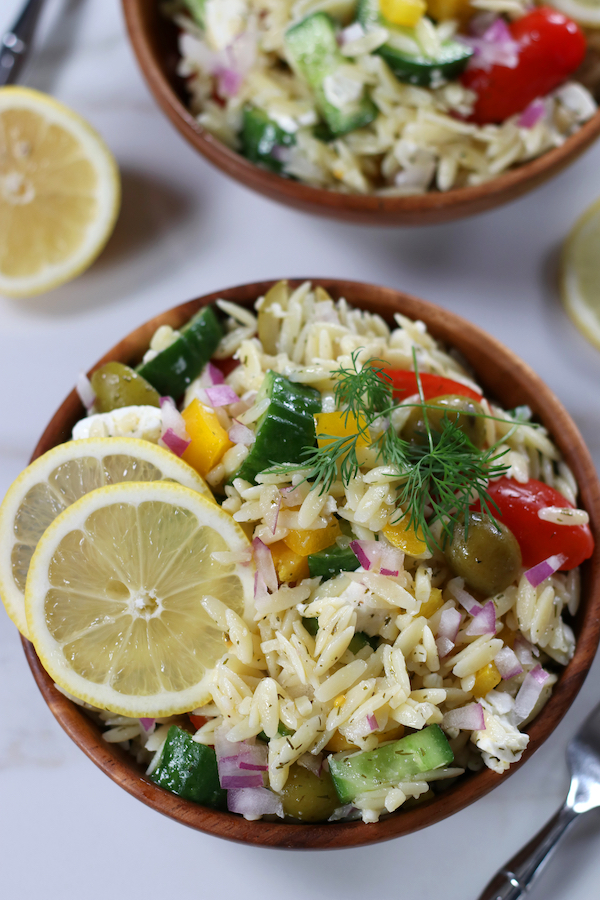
0, 0, 47, 87
477, 699, 600, 900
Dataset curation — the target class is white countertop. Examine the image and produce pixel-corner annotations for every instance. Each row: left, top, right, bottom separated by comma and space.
2, 2, 600, 898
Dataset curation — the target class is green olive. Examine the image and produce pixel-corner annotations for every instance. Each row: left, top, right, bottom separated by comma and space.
279, 763, 340, 822
401, 394, 485, 449
91, 362, 161, 413
445, 512, 522, 596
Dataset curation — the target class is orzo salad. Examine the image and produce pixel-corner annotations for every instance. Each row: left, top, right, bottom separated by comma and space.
165, 0, 600, 194
0, 282, 593, 824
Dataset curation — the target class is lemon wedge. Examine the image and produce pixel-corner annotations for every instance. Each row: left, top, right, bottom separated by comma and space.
0, 87, 120, 298
550, 0, 600, 26
560, 197, 600, 351
24, 481, 254, 717
0, 437, 213, 639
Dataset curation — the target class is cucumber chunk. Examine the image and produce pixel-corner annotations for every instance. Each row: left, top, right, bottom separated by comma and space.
240, 106, 296, 173
285, 12, 377, 136
150, 725, 227, 808
308, 542, 360, 579
232, 370, 321, 484
356, 0, 472, 87
181, 0, 207, 28
137, 305, 223, 399
328, 723, 454, 804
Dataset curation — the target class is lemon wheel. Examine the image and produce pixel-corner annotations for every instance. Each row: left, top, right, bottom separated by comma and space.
560, 197, 600, 351
24, 481, 254, 717
0, 437, 213, 638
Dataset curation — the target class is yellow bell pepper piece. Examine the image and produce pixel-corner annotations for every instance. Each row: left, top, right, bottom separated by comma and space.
270, 540, 310, 584
381, 0, 426, 27
383, 516, 429, 557
181, 398, 233, 477
472, 661, 502, 698
419, 587, 443, 619
283, 519, 342, 557
315, 411, 371, 451
426, 0, 473, 27
325, 731, 360, 753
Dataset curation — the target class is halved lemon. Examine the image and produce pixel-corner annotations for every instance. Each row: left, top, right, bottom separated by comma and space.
560, 197, 600, 351
25, 481, 254, 717
0, 87, 120, 298
0, 437, 213, 639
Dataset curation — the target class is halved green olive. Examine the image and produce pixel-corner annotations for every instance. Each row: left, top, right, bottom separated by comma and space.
401, 394, 485, 448
279, 763, 340, 822
444, 512, 522, 596
91, 362, 160, 412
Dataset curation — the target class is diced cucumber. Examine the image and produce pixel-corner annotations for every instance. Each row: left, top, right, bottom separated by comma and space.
348, 631, 379, 654
150, 725, 227, 809
356, 0, 472, 87
232, 371, 321, 484
240, 106, 296, 173
182, 0, 207, 28
285, 13, 377, 136
136, 305, 223, 399
328, 724, 454, 804
308, 542, 360, 579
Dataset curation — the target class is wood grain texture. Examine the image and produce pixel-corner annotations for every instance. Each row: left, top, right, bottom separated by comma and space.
120, 0, 600, 226
23, 279, 600, 848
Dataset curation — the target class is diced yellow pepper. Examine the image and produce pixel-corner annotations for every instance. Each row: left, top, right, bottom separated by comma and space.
383, 516, 429, 557
419, 587, 444, 619
325, 731, 360, 752
315, 411, 371, 451
270, 540, 310, 584
381, 0, 426, 27
283, 519, 342, 557
472, 661, 502, 699
181, 398, 233, 477
426, 0, 473, 26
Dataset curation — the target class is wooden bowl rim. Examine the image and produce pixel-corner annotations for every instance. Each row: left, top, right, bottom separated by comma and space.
121, 0, 600, 223
22, 278, 600, 849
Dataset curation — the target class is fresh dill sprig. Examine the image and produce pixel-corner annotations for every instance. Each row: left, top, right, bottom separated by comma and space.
333, 351, 392, 424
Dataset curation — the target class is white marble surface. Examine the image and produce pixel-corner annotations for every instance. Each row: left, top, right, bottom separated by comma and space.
2, 1, 600, 897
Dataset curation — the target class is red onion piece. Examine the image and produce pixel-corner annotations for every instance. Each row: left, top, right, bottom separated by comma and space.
160, 396, 189, 441
265, 494, 281, 535
76, 372, 95, 410
350, 540, 378, 570
379, 543, 404, 577
239, 761, 268, 771
466, 600, 496, 636
494, 646, 523, 680
161, 427, 191, 458
227, 787, 284, 819
366, 713, 378, 732
443, 703, 486, 731
228, 419, 256, 445
221, 774, 265, 789
436, 607, 462, 657
140, 717, 156, 733
514, 664, 549, 721
297, 752, 323, 777
448, 577, 482, 614
459, 16, 520, 72
514, 636, 539, 666
205, 384, 240, 407
517, 98, 546, 128
207, 362, 224, 385
436, 636, 455, 659
252, 537, 278, 593
525, 553, 568, 588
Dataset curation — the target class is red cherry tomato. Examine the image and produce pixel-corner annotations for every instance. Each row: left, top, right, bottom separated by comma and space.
383, 370, 482, 403
461, 8, 587, 125
189, 713, 208, 730
474, 477, 594, 569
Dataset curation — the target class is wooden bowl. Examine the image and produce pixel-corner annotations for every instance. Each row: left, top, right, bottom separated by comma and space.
121, 0, 600, 226
23, 279, 600, 847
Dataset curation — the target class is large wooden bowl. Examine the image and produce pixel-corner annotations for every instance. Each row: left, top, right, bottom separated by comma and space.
121, 0, 600, 226
23, 279, 600, 848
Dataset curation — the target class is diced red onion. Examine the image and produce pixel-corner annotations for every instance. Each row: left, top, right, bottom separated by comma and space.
436, 607, 462, 657
448, 577, 482, 614
252, 537, 278, 593
366, 713, 378, 732
350, 539, 379, 570
443, 703, 486, 731
227, 786, 284, 819
297, 752, 323, 777
205, 384, 240, 407
459, 16, 520, 72
436, 637, 455, 658
221, 774, 264, 789
161, 427, 191, 458
514, 636, 539, 667
350, 540, 402, 575
265, 494, 281, 535
239, 761, 268, 771
328, 804, 358, 822
517, 98, 546, 128
76, 372, 95, 410
514, 664, 549, 722
466, 600, 496, 636
494, 646, 523, 680
379, 544, 404, 577
228, 419, 256, 445
207, 361, 224, 385
525, 553, 568, 588
140, 717, 156, 733
160, 396, 189, 441
214, 728, 268, 792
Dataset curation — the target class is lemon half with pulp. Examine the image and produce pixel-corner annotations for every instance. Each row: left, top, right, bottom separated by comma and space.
561, 197, 600, 351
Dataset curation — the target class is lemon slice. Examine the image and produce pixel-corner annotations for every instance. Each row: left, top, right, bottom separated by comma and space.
0, 437, 213, 639
560, 197, 600, 351
551, 0, 600, 25
25, 481, 254, 717
0, 87, 120, 298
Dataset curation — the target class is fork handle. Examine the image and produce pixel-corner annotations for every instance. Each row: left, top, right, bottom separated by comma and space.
0, 0, 46, 87
476, 803, 579, 900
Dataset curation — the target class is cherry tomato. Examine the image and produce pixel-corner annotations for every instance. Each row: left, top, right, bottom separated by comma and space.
212, 357, 240, 378
189, 713, 208, 730
474, 477, 594, 569
461, 8, 587, 125
383, 369, 482, 403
